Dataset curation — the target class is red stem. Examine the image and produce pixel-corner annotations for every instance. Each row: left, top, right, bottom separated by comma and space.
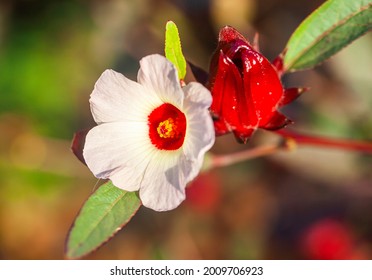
276, 129, 372, 154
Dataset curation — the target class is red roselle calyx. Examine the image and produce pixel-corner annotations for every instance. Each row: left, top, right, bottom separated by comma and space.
208, 26, 305, 143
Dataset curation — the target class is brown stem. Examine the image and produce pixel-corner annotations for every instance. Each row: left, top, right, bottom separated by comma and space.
209, 143, 283, 169
204, 129, 372, 171
276, 129, 372, 154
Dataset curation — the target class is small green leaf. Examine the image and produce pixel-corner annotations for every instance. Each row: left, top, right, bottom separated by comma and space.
165, 21, 187, 80
65, 181, 141, 259
284, 0, 372, 71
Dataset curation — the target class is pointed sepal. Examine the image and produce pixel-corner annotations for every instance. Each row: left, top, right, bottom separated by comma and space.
263, 111, 293, 130
71, 128, 90, 166
210, 51, 244, 136
279, 87, 309, 107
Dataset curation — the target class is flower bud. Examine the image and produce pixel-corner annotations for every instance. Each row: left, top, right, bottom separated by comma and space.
208, 26, 304, 143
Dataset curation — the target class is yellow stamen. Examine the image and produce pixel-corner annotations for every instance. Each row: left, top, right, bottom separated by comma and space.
157, 118, 177, 138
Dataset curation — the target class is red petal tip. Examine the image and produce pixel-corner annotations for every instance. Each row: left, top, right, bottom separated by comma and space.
219, 26, 248, 44
233, 128, 255, 144
279, 87, 309, 107
263, 112, 293, 131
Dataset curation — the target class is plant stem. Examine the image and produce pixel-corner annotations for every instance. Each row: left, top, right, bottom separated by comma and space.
205, 129, 372, 171
209, 143, 284, 169
276, 129, 372, 154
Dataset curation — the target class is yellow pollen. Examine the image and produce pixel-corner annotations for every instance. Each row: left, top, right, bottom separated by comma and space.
157, 118, 177, 138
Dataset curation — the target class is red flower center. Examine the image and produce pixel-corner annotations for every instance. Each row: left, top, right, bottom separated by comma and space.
148, 103, 187, 150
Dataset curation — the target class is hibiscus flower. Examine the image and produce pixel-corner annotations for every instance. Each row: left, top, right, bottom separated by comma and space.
83, 54, 215, 211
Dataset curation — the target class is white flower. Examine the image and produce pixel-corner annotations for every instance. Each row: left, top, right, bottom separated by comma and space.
83, 54, 215, 211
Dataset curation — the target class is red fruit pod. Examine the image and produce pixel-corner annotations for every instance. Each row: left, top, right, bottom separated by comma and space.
208, 26, 302, 143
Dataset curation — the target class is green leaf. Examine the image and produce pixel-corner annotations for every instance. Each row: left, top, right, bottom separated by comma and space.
284, 0, 372, 71
65, 181, 141, 259
165, 21, 187, 80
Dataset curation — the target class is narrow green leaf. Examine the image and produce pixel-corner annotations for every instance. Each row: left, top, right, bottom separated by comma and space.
165, 21, 187, 80
284, 0, 372, 71
65, 181, 141, 259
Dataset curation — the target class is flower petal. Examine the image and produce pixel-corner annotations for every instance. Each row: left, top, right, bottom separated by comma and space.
139, 151, 187, 211
90, 69, 161, 124
183, 81, 212, 108
182, 82, 215, 179
83, 121, 155, 192
137, 54, 183, 107
140, 83, 215, 211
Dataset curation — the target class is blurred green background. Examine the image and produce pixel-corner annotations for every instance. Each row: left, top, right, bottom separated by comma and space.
1, 0, 372, 259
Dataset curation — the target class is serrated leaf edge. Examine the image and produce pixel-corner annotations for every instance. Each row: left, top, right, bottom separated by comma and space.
285, 2, 372, 71
65, 184, 141, 259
